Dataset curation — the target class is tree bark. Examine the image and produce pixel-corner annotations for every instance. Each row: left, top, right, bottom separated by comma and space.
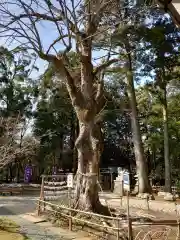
73, 119, 103, 211
162, 88, 171, 193
126, 68, 151, 194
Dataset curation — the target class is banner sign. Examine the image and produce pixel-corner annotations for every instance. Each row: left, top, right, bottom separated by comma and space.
24, 165, 33, 183
123, 171, 130, 191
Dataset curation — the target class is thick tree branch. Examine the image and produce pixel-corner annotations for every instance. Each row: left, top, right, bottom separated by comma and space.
94, 58, 119, 75
95, 82, 106, 108
39, 52, 78, 104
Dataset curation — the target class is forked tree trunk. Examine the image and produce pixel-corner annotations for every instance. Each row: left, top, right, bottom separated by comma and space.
126, 67, 151, 194
43, 34, 107, 213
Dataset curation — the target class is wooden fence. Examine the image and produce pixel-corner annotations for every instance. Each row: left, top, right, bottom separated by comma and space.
36, 198, 180, 240
36, 175, 180, 239
37, 174, 70, 214
37, 195, 133, 239
36, 184, 180, 240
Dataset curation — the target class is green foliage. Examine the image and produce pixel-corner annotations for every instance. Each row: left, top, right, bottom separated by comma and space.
0, 46, 39, 172
34, 64, 75, 170
0, 46, 38, 118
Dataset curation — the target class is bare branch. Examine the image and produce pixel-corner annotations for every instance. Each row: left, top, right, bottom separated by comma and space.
94, 58, 119, 76
13, 12, 63, 22
46, 34, 74, 55
0, 0, 121, 106
0, 114, 38, 169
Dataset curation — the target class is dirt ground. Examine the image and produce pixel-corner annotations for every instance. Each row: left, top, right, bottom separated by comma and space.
40, 192, 180, 239
99, 193, 180, 239
1, 188, 180, 239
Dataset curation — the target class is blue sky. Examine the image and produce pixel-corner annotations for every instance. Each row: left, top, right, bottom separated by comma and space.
0, 23, 106, 81
0, 0, 113, 80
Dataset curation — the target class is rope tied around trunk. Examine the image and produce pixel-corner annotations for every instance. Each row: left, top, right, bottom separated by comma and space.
77, 171, 98, 178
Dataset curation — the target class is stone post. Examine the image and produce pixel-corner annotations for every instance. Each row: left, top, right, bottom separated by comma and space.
113, 167, 124, 196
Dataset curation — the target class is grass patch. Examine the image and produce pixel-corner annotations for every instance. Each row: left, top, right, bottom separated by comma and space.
0, 217, 29, 240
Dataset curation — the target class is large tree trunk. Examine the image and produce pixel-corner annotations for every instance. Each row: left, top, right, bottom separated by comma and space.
123, 37, 151, 194
162, 88, 171, 193
126, 67, 151, 194
74, 119, 104, 212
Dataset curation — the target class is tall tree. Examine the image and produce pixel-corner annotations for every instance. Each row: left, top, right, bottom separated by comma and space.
34, 68, 74, 173
0, 0, 123, 212
137, 17, 180, 193
0, 46, 37, 169
108, 3, 152, 194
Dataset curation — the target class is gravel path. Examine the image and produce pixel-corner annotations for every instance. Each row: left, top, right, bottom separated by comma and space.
0, 196, 79, 240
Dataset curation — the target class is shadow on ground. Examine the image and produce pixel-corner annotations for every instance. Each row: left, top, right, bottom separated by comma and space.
0, 196, 37, 216
0, 206, 14, 215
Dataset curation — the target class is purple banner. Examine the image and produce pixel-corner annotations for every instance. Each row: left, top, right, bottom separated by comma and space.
24, 165, 33, 183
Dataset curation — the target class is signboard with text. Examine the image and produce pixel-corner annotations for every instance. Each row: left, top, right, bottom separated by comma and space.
123, 171, 130, 192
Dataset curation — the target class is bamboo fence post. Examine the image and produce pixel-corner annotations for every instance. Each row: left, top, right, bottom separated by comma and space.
42, 176, 45, 211
146, 196, 149, 212
37, 175, 45, 215
127, 192, 133, 240
176, 220, 180, 240
68, 187, 72, 231
117, 218, 119, 240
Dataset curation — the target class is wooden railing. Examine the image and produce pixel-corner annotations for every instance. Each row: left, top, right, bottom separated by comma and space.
36, 198, 180, 240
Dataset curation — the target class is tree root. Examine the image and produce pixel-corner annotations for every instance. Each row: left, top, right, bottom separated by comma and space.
136, 193, 155, 200
93, 201, 115, 216
72, 197, 116, 216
